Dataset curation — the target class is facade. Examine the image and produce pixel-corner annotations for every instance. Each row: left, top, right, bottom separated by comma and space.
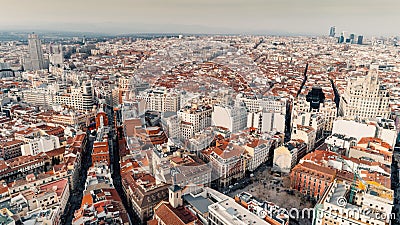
247, 110, 285, 134
244, 139, 273, 172
339, 68, 390, 119
0, 139, 24, 160
272, 140, 306, 174
22, 89, 53, 108
136, 87, 181, 112
48, 44, 63, 67
49, 110, 96, 127
121, 172, 169, 224
178, 104, 212, 140
21, 135, 60, 156
92, 141, 110, 166
212, 104, 247, 133
204, 141, 246, 188
291, 124, 316, 152
160, 112, 181, 140
235, 93, 287, 114
290, 161, 336, 200
291, 111, 325, 144
26, 33, 45, 71
324, 133, 357, 152
53, 82, 94, 111
315, 180, 393, 225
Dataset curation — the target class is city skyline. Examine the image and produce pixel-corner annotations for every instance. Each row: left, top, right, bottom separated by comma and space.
1, 0, 400, 36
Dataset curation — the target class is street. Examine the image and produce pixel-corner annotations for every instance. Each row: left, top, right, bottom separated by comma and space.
61, 131, 94, 225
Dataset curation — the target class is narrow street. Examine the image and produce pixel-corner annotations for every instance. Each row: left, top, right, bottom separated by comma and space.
105, 105, 138, 224
391, 149, 400, 224
62, 131, 94, 225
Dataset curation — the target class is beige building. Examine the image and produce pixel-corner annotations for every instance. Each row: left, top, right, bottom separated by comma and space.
315, 179, 393, 225
291, 124, 316, 152
339, 68, 390, 119
53, 82, 94, 111
178, 104, 212, 140
136, 87, 181, 112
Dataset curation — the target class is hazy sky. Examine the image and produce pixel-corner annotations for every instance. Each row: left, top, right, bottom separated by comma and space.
1, 0, 399, 36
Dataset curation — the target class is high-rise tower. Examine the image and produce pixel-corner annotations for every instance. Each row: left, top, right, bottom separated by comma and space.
27, 33, 45, 70
329, 26, 336, 37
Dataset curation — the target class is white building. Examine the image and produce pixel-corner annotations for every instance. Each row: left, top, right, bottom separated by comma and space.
53, 82, 94, 111
136, 87, 181, 112
25, 33, 45, 71
244, 140, 272, 172
212, 104, 247, 133
21, 135, 60, 156
332, 117, 397, 147
208, 143, 246, 188
315, 180, 393, 225
247, 110, 285, 133
161, 112, 181, 140
235, 93, 287, 114
23, 89, 54, 108
208, 191, 270, 225
339, 68, 390, 119
48, 44, 63, 67
272, 140, 307, 174
292, 111, 325, 143
291, 125, 316, 152
324, 133, 358, 151
292, 87, 337, 136
178, 104, 212, 140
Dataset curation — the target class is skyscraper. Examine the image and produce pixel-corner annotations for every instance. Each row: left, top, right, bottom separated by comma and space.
329, 26, 336, 37
357, 35, 364, 45
27, 33, 45, 70
49, 43, 63, 67
349, 33, 355, 43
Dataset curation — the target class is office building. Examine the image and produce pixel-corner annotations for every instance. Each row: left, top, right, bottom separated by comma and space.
49, 43, 63, 67
212, 104, 247, 133
339, 68, 390, 119
329, 26, 336, 37
136, 87, 181, 112
178, 104, 212, 140
53, 82, 94, 111
26, 33, 46, 71
357, 35, 363, 45
315, 180, 393, 225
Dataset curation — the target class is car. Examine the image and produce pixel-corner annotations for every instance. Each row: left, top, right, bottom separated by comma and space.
229, 185, 233, 189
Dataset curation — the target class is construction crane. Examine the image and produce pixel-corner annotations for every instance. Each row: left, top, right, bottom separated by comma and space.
335, 155, 368, 203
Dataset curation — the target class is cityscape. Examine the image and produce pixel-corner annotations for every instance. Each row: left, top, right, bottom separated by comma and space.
1, 1, 400, 225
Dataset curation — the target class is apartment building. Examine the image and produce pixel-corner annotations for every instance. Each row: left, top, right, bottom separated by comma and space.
53, 82, 94, 111
178, 104, 212, 140
136, 87, 181, 112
